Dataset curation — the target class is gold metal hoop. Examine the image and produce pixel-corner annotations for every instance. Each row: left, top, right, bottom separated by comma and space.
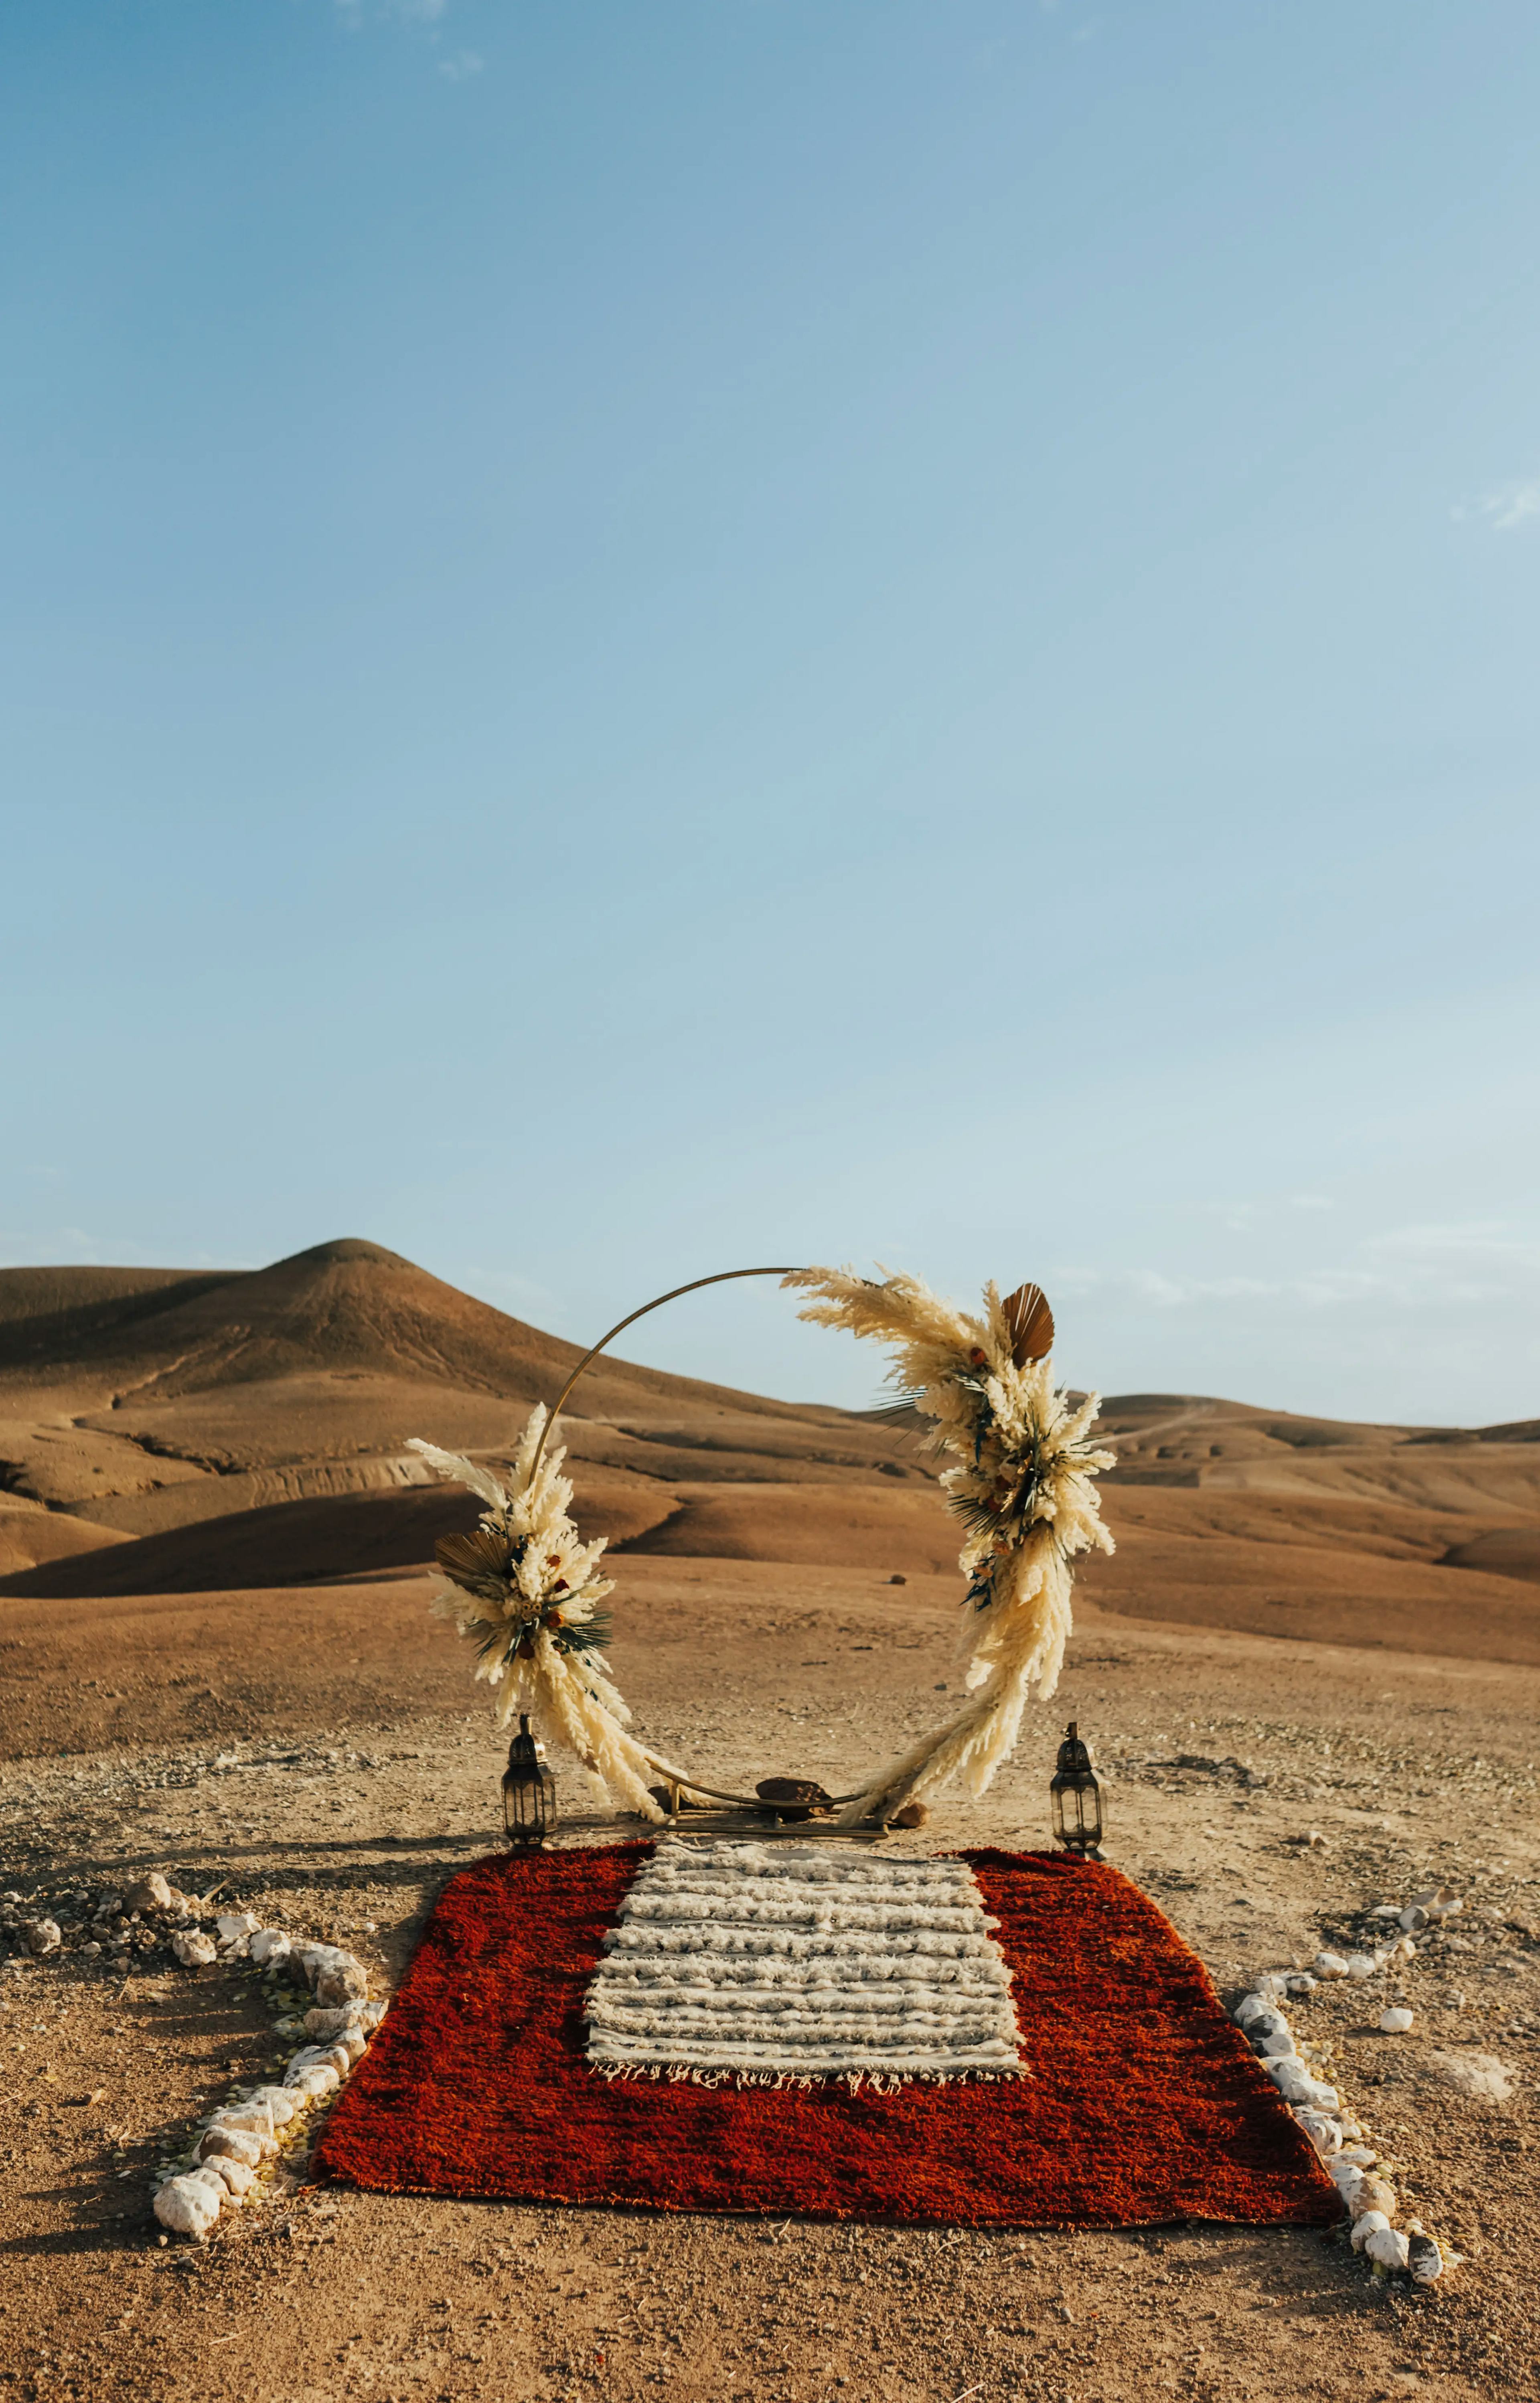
528, 1265, 802, 1484
526, 1263, 875, 1819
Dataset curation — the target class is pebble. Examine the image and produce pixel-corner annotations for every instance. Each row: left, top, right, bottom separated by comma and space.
124, 1874, 173, 1915
1379, 2006, 1414, 2034
1349, 2209, 1390, 2253
1314, 1951, 1350, 1979
1398, 1904, 1429, 1933
22, 1919, 60, 1958
171, 1930, 217, 1968
1345, 1952, 1381, 1980
249, 1930, 292, 1969
1410, 1886, 1463, 1920
215, 1911, 260, 1949
1363, 2225, 1410, 2272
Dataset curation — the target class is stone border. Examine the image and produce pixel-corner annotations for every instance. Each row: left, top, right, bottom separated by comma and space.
1232, 1882, 1474, 2288
152, 1917, 386, 2241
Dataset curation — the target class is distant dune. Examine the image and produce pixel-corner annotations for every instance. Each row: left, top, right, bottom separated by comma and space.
0, 1239, 1536, 1664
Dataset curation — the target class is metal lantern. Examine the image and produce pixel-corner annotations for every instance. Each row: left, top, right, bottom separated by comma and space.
502, 1714, 557, 1846
1050, 1721, 1104, 1859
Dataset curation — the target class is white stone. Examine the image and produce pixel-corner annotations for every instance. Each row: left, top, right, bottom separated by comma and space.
1411, 1887, 1463, 1920
198, 2124, 272, 2168
209, 2098, 275, 2140
1408, 2234, 1446, 2283
1398, 1905, 1428, 1933
172, 1929, 217, 1968
249, 1930, 292, 1969
22, 1919, 60, 1958
315, 1961, 369, 2007
1350, 2209, 1390, 2252
1315, 1951, 1350, 1979
303, 2004, 367, 2039
1379, 2007, 1414, 2034
1284, 1973, 1317, 1998
1234, 1993, 1272, 2027
1292, 2108, 1341, 2157
246, 2084, 302, 2127
285, 2062, 339, 2099
154, 2174, 221, 2239
1346, 1952, 1380, 1980
1364, 2225, 1410, 2272
205, 2154, 255, 2198
215, 1911, 260, 1949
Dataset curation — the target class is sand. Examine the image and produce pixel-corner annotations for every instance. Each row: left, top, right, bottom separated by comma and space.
2, 1243, 1538, 2397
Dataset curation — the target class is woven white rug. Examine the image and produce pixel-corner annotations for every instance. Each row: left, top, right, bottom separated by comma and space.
583, 1840, 1025, 2082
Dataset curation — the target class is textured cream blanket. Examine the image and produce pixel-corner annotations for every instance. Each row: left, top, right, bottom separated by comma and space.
583, 1841, 1025, 2081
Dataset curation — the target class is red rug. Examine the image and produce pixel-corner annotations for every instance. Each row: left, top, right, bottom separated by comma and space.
314, 1843, 1341, 2227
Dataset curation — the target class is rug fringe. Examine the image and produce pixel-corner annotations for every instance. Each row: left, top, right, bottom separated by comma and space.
591, 2060, 1029, 2093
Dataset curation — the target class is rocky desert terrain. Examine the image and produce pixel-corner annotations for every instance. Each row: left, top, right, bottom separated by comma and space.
2, 1242, 1537, 2402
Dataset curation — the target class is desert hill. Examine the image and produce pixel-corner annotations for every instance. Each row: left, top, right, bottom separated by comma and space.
0, 1241, 1536, 1663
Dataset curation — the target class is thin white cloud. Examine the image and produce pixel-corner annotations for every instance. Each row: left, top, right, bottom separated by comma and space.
1051, 1219, 1540, 1316
439, 49, 483, 81
1471, 480, 1540, 533
334, 0, 450, 25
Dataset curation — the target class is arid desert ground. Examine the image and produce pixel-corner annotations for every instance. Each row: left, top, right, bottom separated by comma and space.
2, 1241, 1537, 2401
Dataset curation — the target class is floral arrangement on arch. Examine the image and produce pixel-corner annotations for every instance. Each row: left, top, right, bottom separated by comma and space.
410, 1264, 1114, 1826
783, 1267, 1115, 1821
409, 1414, 696, 1821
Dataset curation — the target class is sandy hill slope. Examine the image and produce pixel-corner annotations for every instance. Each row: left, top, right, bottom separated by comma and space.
0, 1244, 1536, 1661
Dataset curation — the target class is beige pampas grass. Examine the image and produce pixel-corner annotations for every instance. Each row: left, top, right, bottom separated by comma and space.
408, 1410, 698, 1825
782, 1266, 1114, 1822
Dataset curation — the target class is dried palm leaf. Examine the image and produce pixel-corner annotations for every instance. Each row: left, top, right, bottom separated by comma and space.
1001, 1281, 1054, 1367
435, 1526, 517, 1595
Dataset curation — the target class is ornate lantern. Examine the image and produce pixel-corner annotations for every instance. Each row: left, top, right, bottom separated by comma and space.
502, 1714, 557, 1846
1050, 1721, 1104, 1859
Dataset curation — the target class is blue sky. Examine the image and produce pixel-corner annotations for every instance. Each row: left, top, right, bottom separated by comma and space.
2, 0, 1538, 1424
